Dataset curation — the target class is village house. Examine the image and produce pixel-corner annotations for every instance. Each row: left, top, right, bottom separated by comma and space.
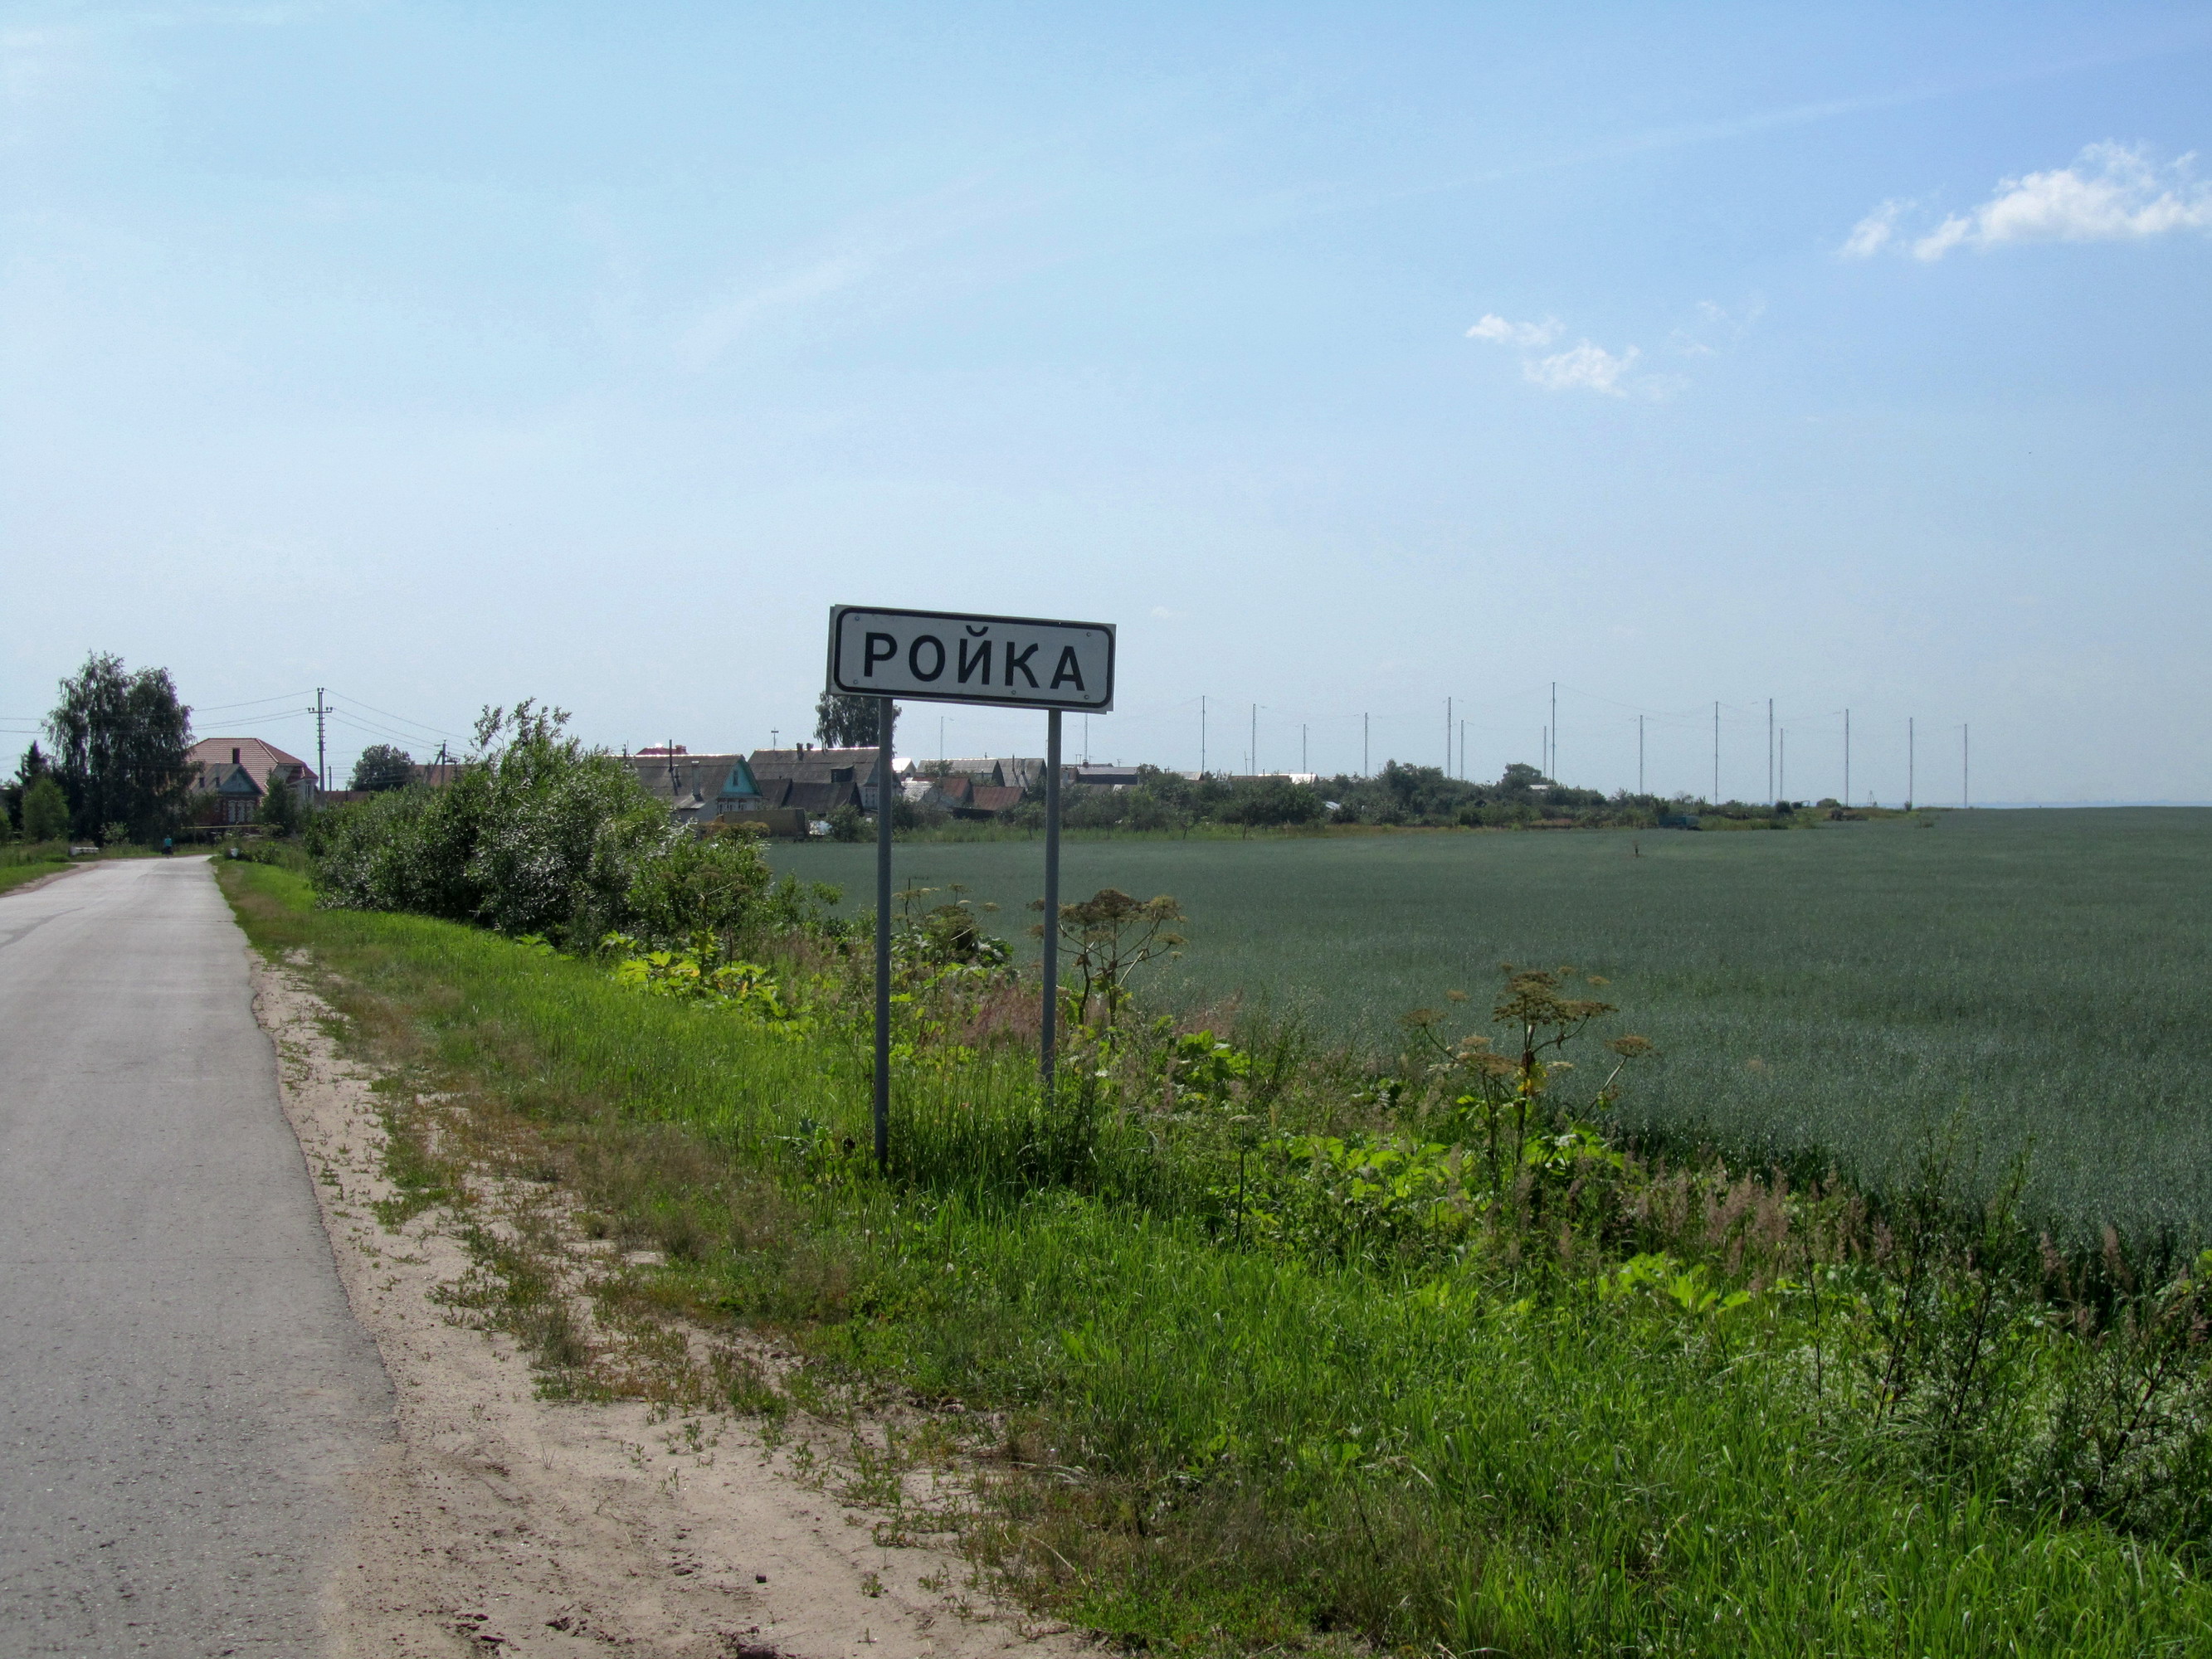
745, 747, 889, 815
183, 737, 319, 826
622, 749, 772, 826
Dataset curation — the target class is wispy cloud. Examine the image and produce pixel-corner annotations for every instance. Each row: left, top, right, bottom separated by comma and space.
1667, 298, 1763, 358
1464, 313, 1562, 348
1840, 201, 1907, 258
1844, 144, 2212, 260
1466, 314, 1683, 399
1522, 341, 1640, 395
675, 177, 1039, 367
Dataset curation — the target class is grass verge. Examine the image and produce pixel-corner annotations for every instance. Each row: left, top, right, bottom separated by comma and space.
217, 859, 2212, 1658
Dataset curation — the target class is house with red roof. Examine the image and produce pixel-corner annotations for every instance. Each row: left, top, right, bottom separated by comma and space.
183, 737, 319, 827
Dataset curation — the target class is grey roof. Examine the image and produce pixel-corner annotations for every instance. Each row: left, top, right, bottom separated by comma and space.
748, 748, 885, 786
625, 753, 763, 816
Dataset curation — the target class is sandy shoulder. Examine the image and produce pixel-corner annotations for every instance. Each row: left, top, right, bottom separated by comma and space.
250, 952, 1084, 1659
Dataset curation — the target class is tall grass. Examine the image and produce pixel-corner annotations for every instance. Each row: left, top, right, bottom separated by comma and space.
774, 808, 2212, 1241
220, 860, 2212, 1657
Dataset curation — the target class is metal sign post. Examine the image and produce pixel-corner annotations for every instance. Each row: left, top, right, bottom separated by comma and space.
828, 606, 1114, 1173
873, 698, 894, 1170
1041, 708, 1062, 1099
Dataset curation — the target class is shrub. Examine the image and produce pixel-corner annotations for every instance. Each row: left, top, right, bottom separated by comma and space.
625, 828, 776, 946
21, 776, 68, 843
258, 768, 301, 834
349, 743, 415, 792
315, 700, 665, 944
1218, 777, 1325, 828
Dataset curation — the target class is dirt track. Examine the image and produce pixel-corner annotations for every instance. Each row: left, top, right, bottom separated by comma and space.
252, 953, 1082, 1658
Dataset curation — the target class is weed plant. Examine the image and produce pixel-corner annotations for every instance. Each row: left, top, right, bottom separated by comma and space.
220, 857, 2212, 1657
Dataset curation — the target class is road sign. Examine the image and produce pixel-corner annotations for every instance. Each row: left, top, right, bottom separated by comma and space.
829, 604, 1110, 1175
826, 606, 1113, 712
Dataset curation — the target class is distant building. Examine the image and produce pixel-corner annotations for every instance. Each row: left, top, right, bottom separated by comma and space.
184, 738, 318, 826
1069, 764, 1144, 789
624, 752, 767, 827
927, 756, 1049, 791
748, 747, 889, 812
918, 776, 1026, 819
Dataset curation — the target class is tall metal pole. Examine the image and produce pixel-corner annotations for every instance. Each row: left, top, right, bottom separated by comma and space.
1041, 709, 1062, 1102
312, 688, 330, 794
873, 698, 895, 1172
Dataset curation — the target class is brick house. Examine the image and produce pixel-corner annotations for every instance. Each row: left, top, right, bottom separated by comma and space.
184, 738, 319, 826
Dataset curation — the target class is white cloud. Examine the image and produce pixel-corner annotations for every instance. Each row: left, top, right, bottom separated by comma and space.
1845, 145, 2212, 261
1464, 313, 1562, 348
1523, 341, 1641, 396
1840, 200, 1905, 259
1467, 310, 1678, 398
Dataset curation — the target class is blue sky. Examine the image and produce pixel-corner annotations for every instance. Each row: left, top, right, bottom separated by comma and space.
5, 2, 2209, 801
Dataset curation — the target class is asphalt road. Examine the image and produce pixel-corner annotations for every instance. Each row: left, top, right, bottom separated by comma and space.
0, 858, 391, 1657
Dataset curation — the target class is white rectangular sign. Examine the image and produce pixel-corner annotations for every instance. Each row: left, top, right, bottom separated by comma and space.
827, 606, 1115, 712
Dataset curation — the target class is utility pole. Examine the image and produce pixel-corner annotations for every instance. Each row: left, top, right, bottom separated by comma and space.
310, 688, 331, 793
1712, 701, 1720, 804
1638, 714, 1645, 795
1767, 698, 1774, 805
1908, 717, 1915, 807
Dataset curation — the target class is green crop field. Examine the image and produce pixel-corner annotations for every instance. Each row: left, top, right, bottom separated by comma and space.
774, 808, 2212, 1241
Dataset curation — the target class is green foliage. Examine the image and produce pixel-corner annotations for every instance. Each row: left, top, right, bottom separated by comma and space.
313, 698, 666, 944
815, 691, 881, 747
213, 861, 2212, 1655
257, 767, 302, 834
1218, 776, 1325, 827
623, 827, 774, 945
43, 651, 194, 839
602, 933, 816, 1030
21, 774, 68, 844
313, 699, 841, 959
1035, 887, 1185, 1034
348, 742, 415, 791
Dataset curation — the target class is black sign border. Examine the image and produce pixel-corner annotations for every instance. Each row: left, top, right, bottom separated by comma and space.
826, 605, 1117, 713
